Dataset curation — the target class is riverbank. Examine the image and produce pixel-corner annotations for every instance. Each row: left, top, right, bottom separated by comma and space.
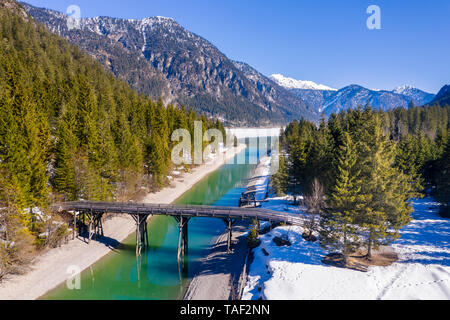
0, 144, 246, 300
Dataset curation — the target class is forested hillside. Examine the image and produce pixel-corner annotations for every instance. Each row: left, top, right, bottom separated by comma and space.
0, 0, 224, 277
429, 85, 450, 107
272, 103, 450, 261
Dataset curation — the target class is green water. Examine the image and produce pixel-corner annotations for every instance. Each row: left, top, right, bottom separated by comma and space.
42, 146, 258, 300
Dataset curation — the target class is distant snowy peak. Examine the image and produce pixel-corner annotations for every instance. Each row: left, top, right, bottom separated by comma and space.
269, 74, 337, 91
131, 16, 175, 23
393, 85, 418, 95
392, 85, 435, 106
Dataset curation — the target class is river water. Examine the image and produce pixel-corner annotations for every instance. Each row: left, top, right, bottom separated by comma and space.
42, 145, 260, 300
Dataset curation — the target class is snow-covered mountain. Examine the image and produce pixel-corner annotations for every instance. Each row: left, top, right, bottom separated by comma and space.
20, 2, 441, 123
22, 2, 317, 125
272, 74, 436, 116
320, 85, 417, 116
270, 74, 337, 91
233, 62, 318, 118
393, 85, 436, 106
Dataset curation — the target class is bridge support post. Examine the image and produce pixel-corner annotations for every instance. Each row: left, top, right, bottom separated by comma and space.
132, 213, 150, 256
222, 218, 236, 254
175, 216, 189, 262
81, 211, 104, 243
93, 212, 104, 239
72, 212, 76, 240
227, 219, 232, 253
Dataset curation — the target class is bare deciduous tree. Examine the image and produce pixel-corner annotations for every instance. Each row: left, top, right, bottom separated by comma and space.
303, 178, 324, 240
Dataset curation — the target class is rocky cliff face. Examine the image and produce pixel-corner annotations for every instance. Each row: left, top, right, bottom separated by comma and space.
22, 2, 317, 125
232, 61, 318, 120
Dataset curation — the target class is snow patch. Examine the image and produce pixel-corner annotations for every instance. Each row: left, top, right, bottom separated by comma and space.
393, 84, 417, 95
270, 74, 337, 91
227, 128, 281, 139
243, 197, 450, 300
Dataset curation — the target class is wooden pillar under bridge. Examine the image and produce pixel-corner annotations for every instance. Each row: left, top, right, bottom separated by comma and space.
86, 210, 93, 243
84, 211, 104, 243
175, 216, 189, 262
93, 212, 104, 239
222, 218, 236, 254
72, 211, 77, 240
132, 213, 151, 256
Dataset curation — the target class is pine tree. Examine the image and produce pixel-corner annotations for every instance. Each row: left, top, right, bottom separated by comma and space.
357, 116, 413, 258
53, 115, 79, 200
435, 131, 450, 205
145, 132, 167, 188
271, 152, 289, 196
0, 167, 34, 277
306, 119, 333, 191
395, 135, 424, 192
321, 133, 362, 261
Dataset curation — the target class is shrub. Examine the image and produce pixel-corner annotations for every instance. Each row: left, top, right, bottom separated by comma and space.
247, 227, 260, 248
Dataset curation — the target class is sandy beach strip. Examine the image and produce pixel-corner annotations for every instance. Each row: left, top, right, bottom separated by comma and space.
0, 144, 246, 300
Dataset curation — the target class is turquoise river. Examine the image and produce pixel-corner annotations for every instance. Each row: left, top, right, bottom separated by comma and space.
42, 143, 263, 300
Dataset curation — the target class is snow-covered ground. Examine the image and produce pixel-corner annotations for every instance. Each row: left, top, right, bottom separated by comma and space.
243, 197, 450, 300
246, 156, 272, 201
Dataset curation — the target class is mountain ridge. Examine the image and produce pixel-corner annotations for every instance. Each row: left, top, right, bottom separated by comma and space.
428, 85, 450, 106
22, 2, 318, 125
271, 74, 436, 116
269, 74, 337, 91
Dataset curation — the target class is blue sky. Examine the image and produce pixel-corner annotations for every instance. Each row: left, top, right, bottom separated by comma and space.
24, 0, 450, 93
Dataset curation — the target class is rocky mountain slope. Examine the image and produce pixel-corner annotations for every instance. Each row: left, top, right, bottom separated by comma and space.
232, 62, 318, 120
429, 85, 450, 106
320, 85, 422, 115
393, 85, 435, 105
22, 2, 317, 125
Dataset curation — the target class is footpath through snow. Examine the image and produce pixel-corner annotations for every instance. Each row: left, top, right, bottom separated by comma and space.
243, 197, 450, 300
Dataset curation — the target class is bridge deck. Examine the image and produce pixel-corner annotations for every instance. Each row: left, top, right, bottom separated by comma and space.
54, 201, 304, 226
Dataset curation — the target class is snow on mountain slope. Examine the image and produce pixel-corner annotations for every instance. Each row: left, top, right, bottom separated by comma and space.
394, 84, 416, 95
270, 74, 337, 91
393, 85, 435, 105
23, 2, 318, 125
273, 75, 436, 115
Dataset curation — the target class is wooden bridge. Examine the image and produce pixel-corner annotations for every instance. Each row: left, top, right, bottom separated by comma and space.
54, 201, 305, 258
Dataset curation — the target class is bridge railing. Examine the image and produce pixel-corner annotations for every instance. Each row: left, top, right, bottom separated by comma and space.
53, 201, 306, 226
